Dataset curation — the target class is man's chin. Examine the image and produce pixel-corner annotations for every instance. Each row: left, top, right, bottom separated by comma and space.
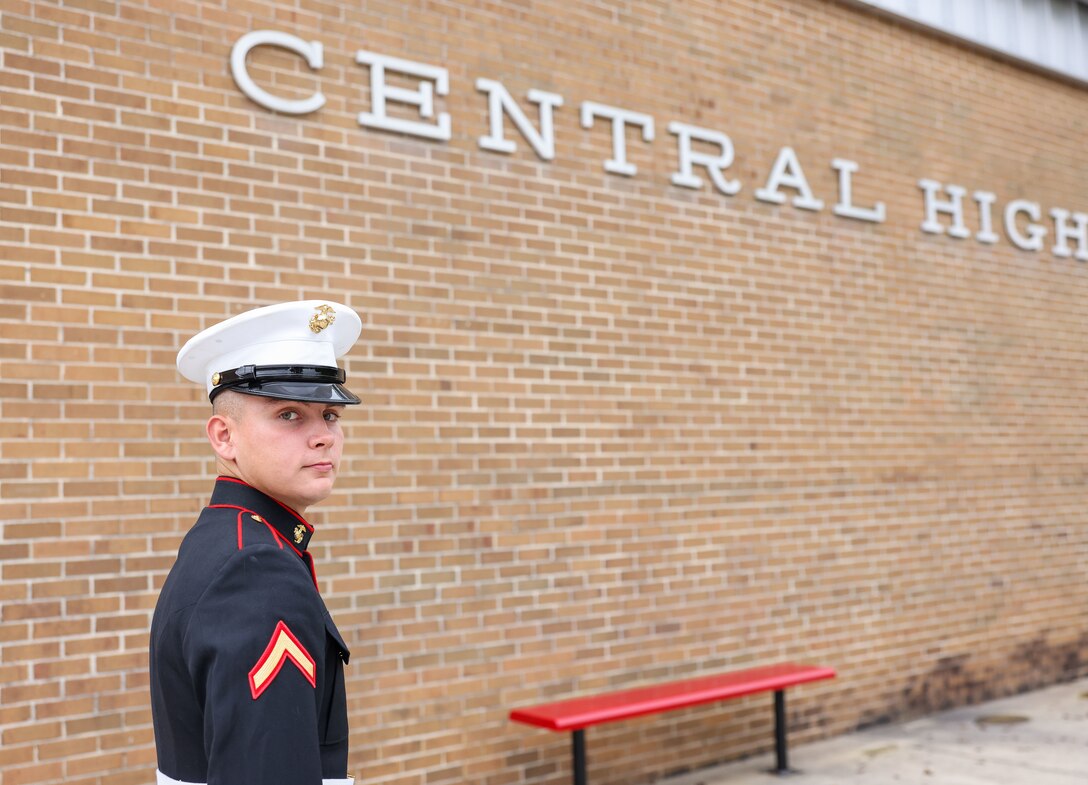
296, 479, 336, 509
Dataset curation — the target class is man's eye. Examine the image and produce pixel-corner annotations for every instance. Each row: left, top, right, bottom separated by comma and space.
279, 411, 299, 421
324, 411, 341, 422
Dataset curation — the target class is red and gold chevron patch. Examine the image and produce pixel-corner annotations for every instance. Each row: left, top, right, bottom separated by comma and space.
248, 620, 316, 699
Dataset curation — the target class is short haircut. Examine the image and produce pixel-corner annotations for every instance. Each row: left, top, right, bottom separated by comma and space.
211, 389, 247, 419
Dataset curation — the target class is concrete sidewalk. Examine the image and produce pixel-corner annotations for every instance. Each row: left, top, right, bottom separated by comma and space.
664, 677, 1088, 785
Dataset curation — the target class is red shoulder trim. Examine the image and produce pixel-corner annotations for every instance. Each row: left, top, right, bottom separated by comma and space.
208, 504, 285, 551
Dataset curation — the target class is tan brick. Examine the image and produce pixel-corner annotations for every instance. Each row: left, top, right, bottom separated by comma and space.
0, 3, 1087, 785
36, 734, 98, 760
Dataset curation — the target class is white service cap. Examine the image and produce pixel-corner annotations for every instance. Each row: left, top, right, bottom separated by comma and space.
176, 300, 362, 404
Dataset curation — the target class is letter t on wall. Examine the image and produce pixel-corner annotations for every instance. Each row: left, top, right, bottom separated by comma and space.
580, 101, 655, 176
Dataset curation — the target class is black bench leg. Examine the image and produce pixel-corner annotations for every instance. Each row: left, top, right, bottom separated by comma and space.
572, 729, 587, 785
772, 689, 791, 775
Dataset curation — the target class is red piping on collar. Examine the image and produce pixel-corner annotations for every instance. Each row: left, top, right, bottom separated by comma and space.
211, 477, 320, 588
215, 476, 315, 532
208, 503, 301, 557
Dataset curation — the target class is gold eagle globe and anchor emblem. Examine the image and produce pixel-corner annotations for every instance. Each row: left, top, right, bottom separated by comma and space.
293, 524, 306, 545
308, 304, 336, 333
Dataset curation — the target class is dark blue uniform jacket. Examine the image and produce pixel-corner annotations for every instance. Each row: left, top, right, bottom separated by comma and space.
150, 477, 350, 784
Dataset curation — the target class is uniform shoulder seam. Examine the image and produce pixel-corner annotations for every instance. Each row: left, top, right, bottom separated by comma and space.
209, 504, 288, 551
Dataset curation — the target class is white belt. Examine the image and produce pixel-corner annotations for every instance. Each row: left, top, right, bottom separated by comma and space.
157, 770, 352, 785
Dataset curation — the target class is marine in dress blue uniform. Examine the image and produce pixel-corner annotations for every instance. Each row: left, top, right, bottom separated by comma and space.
150, 301, 361, 785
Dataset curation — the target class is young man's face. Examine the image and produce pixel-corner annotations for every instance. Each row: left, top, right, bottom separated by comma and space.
209, 393, 346, 513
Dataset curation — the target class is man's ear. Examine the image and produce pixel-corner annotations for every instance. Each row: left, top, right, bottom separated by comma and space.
206, 414, 237, 462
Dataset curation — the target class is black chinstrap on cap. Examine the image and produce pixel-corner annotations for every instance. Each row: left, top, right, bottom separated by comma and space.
208, 364, 361, 405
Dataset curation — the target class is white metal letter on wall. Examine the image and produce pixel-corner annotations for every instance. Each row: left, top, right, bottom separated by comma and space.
973, 191, 1000, 244
230, 31, 326, 115
755, 147, 824, 211
668, 122, 741, 195
831, 158, 885, 223
580, 102, 655, 176
1004, 199, 1046, 251
918, 179, 970, 239
476, 79, 564, 160
355, 50, 452, 141
1050, 208, 1088, 260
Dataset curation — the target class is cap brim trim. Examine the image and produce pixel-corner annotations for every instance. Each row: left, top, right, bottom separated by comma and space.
210, 381, 360, 405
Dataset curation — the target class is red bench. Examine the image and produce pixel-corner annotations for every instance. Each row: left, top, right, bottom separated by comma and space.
510, 662, 836, 784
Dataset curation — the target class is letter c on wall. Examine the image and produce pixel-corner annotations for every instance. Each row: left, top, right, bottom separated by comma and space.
230, 30, 326, 115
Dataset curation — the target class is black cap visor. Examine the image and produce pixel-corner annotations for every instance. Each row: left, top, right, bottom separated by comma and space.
209, 364, 361, 405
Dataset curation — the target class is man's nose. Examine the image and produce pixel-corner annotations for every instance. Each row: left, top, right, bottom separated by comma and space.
309, 420, 334, 447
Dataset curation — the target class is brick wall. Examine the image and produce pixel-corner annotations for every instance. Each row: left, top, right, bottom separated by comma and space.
2, 1, 1087, 784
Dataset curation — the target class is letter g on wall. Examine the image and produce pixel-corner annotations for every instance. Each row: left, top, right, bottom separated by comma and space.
230, 30, 326, 115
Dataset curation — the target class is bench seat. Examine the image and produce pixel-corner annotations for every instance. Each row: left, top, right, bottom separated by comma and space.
510, 662, 835, 784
